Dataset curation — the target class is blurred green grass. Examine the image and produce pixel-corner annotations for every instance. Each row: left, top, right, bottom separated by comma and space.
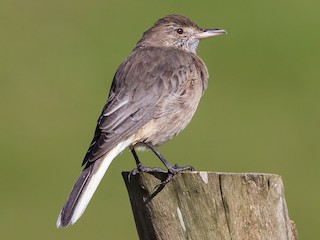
1, 0, 319, 239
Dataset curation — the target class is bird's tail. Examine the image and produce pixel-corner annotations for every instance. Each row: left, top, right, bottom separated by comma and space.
56, 139, 132, 228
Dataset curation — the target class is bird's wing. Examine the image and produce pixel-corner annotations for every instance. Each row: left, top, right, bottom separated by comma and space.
82, 47, 206, 166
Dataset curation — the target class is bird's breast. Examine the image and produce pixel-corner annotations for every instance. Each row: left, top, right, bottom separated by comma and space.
133, 72, 204, 147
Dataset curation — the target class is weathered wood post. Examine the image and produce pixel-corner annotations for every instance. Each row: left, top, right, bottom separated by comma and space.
122, 172, 298, 240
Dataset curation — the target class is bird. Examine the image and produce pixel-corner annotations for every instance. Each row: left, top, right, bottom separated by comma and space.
56, 14, 226, 228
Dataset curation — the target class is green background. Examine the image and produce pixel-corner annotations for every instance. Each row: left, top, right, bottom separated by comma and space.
1, 0, 319, 239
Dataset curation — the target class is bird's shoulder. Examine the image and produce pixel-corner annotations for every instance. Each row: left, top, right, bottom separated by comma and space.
112, 46, 208, 91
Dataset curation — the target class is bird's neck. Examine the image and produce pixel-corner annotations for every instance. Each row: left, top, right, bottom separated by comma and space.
135, 39, 199, 55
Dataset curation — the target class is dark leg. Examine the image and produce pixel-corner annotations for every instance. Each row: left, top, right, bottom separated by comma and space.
131, 147, 141, 166
130, 147, 165, 175
144, 142, 194, 185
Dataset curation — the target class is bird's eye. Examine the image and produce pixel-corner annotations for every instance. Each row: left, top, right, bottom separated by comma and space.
176, 28, 184, 34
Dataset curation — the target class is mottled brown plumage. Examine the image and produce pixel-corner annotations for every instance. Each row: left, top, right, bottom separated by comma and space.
57, 14, 226, 228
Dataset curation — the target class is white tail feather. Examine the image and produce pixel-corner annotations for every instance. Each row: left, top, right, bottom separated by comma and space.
56, 137, 133, 227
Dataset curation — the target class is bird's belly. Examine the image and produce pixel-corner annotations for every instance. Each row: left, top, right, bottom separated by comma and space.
133, 82, 203, 147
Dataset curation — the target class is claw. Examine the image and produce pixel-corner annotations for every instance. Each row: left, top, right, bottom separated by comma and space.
154, 173, 174, 190
169, 164, 195, 174
154, 164, 195, 189
128, 163, 167, 182
178, 164, 194, 170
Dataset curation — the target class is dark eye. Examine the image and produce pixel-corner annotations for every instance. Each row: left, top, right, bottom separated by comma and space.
176, 28, 184, 34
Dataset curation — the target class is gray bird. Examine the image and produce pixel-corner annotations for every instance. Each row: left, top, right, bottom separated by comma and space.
56, 14, 226, 228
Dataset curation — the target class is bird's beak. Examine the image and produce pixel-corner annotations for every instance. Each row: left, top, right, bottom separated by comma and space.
194, 29, 227, 39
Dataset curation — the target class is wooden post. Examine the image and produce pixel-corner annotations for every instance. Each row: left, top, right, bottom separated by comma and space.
122, 172, 298, 240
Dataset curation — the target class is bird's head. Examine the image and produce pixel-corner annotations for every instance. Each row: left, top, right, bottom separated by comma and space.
137, 14, 226, 53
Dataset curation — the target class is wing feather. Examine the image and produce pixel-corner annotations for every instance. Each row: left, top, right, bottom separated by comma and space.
82, 46, 207, 166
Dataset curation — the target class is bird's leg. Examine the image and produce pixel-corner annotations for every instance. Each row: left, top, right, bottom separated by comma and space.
145, 142, 194, 185
130, 148, 165, 176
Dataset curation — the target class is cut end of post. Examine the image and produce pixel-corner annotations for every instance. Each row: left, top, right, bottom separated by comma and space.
122, 171, 297, 240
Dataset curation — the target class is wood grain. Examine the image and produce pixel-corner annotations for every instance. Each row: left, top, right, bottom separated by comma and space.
122, 172, 298, 240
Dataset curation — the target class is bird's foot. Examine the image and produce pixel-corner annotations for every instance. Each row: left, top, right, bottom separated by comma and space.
129, 163, 166, 181
155, 164, 195, 189
171, 164, 195, 173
